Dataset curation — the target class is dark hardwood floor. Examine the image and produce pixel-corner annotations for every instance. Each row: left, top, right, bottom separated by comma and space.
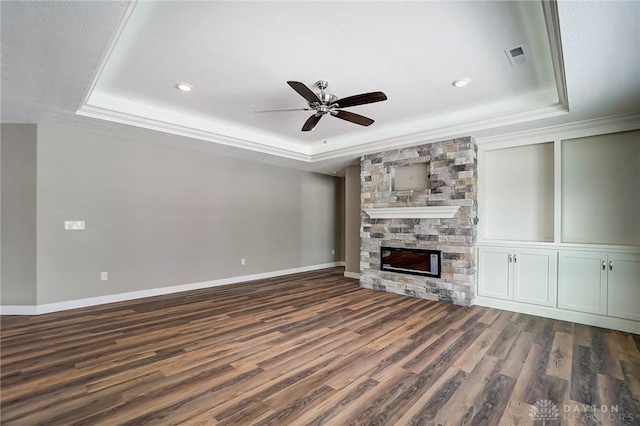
1, 267, 639, 425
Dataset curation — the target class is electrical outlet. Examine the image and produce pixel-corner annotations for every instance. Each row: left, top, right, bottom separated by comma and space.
332, 249, 335, 255
101, 272, 108, 281
241, 258, 246, 265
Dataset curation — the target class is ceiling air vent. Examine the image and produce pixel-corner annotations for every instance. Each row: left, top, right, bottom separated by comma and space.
505, 44, 529, 66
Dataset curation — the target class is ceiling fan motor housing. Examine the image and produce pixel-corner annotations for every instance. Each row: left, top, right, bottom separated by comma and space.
311, 92, 339, 114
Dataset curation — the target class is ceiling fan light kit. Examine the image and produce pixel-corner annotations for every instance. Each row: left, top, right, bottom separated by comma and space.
258, 80, 388, 132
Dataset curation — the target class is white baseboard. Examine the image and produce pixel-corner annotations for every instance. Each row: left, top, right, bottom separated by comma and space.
344, 271, 361, 279
0, 262, 343, 316
475, 296, 640, 335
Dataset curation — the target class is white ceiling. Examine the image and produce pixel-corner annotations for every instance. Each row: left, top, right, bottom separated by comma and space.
2, 1, 639, 174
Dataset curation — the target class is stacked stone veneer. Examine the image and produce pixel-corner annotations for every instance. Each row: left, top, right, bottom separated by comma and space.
360, 137, 478, 306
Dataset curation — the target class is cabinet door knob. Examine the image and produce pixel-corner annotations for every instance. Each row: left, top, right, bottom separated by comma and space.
602, 260, 606, 270
609, 261, 613, 271
508, 254, 512, 263
514, 255, 517, 263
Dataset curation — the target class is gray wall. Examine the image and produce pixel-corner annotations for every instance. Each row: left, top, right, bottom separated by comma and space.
344, 164, 361, 274
27, 124, 341, 304
1, 124, 38, 305
335, 177, 346, 262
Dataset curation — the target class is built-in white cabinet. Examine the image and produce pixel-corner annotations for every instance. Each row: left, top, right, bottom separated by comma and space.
558, 251, 608, 314
558, 251, 640, 321
607, 254, 640, 321
478, 247, 557, 307
478, 247, 511, 300
513, 249, 558, 307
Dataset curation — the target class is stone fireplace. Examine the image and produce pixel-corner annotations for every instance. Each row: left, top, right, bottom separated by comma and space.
360, 137, 478, 306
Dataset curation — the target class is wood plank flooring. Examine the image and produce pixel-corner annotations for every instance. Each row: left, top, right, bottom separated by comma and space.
1, 267, 639, 425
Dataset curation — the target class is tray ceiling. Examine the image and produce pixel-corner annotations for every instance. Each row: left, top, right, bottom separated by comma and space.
78, 0, 563, 161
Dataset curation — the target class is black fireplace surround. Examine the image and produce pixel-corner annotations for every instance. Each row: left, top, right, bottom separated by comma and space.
380, 247, 441, 278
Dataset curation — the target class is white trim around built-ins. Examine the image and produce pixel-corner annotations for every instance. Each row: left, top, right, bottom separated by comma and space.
0, 262, 343, 316
344, 271, 361, 279
475, 241, 640, 255
475, 296, 640, 335
554, 137, 562, 244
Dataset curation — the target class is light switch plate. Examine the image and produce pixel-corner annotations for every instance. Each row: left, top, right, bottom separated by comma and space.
64, 221, 85, 230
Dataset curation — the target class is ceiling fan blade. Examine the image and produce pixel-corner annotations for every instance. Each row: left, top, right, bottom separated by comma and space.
253, 108, 311, 113
332, 110, 374, 126
302, 114, 322, 132
333, 91, 387, 108
287, 81, 321, 105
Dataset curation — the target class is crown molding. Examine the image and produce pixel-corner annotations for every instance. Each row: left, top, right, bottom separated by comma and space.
311, 102, 569, 162
78, 99, 573, 164
77, 104, 311, 162
475, 112, 640, 150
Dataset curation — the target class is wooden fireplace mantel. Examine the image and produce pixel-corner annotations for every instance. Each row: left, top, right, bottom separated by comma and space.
364, 206, 460, 219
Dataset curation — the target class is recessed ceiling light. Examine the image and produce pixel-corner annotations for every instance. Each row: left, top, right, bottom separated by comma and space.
175, 82, 193, 92
452, 78, 471, 88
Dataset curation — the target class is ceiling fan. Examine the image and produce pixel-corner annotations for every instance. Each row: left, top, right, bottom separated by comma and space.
256, 80, 387, 132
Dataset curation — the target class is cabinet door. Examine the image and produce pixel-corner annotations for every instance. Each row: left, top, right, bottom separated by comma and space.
478, 247, 512, 300
513, 249, 557, 307
607, 254, 640, 321
558, 251, 607, 314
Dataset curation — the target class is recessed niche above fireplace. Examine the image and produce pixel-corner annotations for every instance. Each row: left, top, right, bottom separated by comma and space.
392, 163, 429, 191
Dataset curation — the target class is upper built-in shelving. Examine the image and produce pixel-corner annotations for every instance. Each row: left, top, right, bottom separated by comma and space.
479, 129, 640, 248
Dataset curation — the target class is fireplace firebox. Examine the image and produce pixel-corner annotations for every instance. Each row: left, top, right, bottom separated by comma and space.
381, 247, 441, 278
